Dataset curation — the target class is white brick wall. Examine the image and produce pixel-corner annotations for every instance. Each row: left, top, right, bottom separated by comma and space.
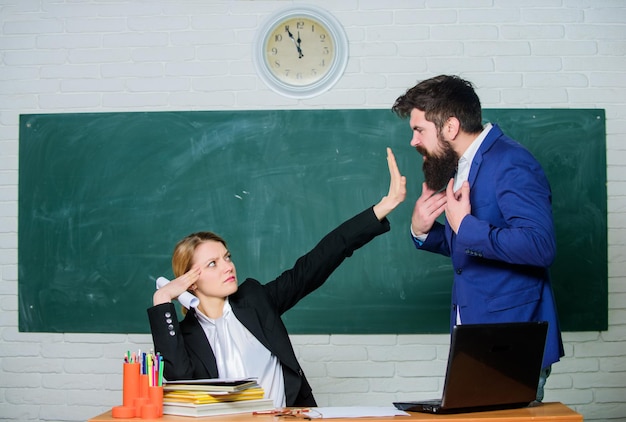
1, 1, 625, 420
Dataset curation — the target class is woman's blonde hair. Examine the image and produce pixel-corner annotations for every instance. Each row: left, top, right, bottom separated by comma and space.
172, 231, 228, 277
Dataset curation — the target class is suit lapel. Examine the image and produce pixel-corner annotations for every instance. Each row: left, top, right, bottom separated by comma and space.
181, 310, 219, 377
231, 296, 301, 374
231, 300, 273, 352
468, 124, 501, 186
446, 125, 503, 245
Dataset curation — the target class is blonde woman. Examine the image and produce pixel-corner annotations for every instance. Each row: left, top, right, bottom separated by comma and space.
148, 148, 406, 408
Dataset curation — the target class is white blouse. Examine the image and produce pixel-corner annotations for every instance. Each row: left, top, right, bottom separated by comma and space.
195, 298, 286, 407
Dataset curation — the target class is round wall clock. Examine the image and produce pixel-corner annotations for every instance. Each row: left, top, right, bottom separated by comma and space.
253, 5, 349, 99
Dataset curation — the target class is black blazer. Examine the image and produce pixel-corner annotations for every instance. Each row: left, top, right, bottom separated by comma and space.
147, 207, 390, 407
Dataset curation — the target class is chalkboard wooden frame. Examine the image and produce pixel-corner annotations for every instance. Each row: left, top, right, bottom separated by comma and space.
18, 109, 607, 333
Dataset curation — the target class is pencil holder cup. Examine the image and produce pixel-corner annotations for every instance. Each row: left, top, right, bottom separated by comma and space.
111, 405, 135, 419
148, 385, 163, 417
139, 373, 149, 398
139, 403, 160, 419
111, 362, 140, 419
139, 386, 163, 418
131, 373, 151, 417
133, 397, 149, 418
122, 362, 141, 406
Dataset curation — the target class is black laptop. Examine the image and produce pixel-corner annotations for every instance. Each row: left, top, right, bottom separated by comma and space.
393, 321, 548, 414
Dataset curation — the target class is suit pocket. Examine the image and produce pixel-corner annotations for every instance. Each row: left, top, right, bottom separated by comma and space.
487, 284, 541, 312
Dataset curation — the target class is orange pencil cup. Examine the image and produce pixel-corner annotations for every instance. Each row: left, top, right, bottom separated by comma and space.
132, 373, 150, 417
122, 362, 141, 406
111, 362, 141, 418
140, 385, 163, 418
139, 373, 149, 398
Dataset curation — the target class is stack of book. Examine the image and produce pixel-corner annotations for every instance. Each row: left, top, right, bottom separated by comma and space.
162, 378, 275, 417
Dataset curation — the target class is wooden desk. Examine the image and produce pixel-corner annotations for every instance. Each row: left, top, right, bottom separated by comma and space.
89, 402, 582, 421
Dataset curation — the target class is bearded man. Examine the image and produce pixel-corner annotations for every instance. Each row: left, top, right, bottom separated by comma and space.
392, 75, 564, 402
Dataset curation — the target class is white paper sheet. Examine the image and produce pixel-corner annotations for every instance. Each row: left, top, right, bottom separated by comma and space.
305, 406, 410, 418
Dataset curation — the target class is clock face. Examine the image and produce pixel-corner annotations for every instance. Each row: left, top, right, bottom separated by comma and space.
264, 16, 335, 87
253, 6, 348, 98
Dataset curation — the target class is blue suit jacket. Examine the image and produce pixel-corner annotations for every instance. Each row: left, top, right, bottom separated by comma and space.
419, 124, 564, 369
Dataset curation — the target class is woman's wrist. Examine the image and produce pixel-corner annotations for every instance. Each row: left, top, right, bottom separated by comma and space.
153, 289, 172, 306
373, 195, 398, 221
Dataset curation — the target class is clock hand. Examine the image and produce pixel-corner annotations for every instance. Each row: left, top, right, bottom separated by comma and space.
285, 26, 304, 58
296, 31, 304, 57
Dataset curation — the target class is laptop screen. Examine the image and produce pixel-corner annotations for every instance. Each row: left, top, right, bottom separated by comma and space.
440, 321, 548, 410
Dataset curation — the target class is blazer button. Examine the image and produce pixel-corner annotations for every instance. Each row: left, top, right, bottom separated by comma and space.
165, 312, 172, 318
456, 268, 462, 274
169, 330, 176, 336
168, 324, 174, 330
166, 318, 173, 324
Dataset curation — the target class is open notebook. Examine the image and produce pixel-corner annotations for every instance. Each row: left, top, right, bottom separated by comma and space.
394, 321, 548, 414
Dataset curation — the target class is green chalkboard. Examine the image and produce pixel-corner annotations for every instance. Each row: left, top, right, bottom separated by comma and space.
18, 109, 607, 334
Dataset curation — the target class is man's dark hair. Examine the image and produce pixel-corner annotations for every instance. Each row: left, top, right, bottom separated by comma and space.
392, 75, 484, 134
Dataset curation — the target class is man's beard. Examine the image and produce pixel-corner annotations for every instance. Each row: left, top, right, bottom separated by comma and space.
419, 137, 459, 192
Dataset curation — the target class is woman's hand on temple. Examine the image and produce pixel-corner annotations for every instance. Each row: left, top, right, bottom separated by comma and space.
153, 266, 201, 306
